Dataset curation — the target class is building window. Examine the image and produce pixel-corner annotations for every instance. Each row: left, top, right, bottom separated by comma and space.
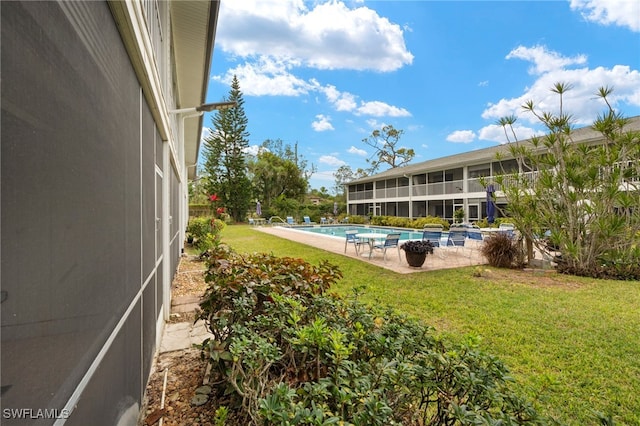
468, 163, 490, 178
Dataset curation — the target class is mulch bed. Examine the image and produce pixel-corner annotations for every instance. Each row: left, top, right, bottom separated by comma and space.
140, 255, 220, 426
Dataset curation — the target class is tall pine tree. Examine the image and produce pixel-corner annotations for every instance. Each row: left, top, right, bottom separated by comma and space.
202, 75, 252, 222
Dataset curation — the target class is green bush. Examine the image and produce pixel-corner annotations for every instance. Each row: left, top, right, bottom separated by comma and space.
341, 214, 367, 224
474, 218, 492, 228
186, 216, 225, 253
370, 215, 410, 228
411, 216, 450, 230
197, 246, 546, 425
197, 246, 342, 368
370, 215, 450, 230
590, 246, 640, 280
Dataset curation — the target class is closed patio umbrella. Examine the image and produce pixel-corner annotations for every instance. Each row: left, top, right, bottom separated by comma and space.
486, 184, 495, 224
333, 202, 338, 216
256, 201, 262, 216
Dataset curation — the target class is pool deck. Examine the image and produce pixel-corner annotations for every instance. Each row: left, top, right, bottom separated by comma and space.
255, 225, 487, 274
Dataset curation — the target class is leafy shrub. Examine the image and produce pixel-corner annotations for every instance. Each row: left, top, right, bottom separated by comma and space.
480, 232, 522, 268
187, 216, 211, 239
586, 246, 640, 280
186, 216, 225, 253
197, 246, 343, 369
412, 216, 450, 230
400, 239, 434, 254
343, 214, 367, 224
370, 215, 408, 227
454, 207, 465, 223
474, 218, 492, 228
371, 215, 450, 230
197, 246, 546, 425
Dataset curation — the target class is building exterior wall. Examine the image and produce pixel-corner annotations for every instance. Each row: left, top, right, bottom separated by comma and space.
1, 1, 188, 424
347, 164, 509, 223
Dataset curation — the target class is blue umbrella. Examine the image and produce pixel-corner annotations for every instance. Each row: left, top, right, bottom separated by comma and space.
256, 201, 262, 216
486, 184, 495, 224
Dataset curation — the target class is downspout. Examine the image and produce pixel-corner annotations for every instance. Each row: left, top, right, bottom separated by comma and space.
162, 140, 171, 321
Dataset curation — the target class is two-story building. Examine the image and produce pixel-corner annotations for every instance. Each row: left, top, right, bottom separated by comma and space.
346, 116, 640, 223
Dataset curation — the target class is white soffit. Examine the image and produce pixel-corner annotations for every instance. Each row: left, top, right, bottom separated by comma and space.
171, 0, 218, 176
171, 0, 212, 107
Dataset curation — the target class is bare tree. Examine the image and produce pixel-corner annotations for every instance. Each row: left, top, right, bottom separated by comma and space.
362, 124, 414, 174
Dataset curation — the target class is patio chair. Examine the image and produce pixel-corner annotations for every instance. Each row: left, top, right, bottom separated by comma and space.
466, 225, 484, 247
303, 216, 315, 224
248, 218, 256, 226
286, 216, 296, 226
320, 217, 327, 224
372, 233, 401, 261
498, 223, 515, 239
344, 230, 366, 255
446, 227, 470, 257
422, 226, 445, 259
422, 228, 443, 247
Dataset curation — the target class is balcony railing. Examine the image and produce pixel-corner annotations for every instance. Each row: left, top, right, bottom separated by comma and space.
349, 166, 637, 204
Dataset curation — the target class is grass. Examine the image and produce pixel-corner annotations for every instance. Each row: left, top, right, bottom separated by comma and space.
219, 224, 640, 425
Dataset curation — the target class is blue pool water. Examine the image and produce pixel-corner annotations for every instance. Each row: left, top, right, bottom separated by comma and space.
293, 225, 428, 241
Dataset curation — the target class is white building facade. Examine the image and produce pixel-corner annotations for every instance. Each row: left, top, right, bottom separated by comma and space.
346, 117, 640, 223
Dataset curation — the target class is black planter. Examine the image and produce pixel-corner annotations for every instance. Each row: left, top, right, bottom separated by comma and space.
405, 251, 427, 267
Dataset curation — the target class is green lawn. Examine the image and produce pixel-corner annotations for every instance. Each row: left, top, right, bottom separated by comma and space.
220, 224, 640, 425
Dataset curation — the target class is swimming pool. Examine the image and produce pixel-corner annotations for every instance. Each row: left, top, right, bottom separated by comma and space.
292, 225, 428, 241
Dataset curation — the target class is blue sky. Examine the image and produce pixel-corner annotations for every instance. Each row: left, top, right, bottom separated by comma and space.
201, 0, 640, 191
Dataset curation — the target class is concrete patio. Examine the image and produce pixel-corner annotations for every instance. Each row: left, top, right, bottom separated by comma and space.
255, 225, 488, 274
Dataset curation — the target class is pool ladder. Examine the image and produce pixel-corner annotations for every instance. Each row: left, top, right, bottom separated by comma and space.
268, 216, 287, 226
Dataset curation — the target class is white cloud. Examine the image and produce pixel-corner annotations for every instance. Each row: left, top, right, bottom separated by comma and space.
213, 51, 411, 121
318, 155, 346, 166
482, 45, 640, 126
348, 146, 367, 156
355, 101, 412, 117
243, 145, 263, 156
446, 130, 476, 144
322, 85, 358, 111
213, 59, 313, 96
217, 0, 413, 72
365, 119, 385, 129
212, 1, 413, 122
570, 0, 640, 32
506, 45, 587, 75
310, 169, 338, 185
478, 124, 543, 144
312, 114, 334, 131
318, 84, 410, 118
200, 127, 213, 142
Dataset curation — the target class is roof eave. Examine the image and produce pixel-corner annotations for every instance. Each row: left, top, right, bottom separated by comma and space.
171, 0, 219, 179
